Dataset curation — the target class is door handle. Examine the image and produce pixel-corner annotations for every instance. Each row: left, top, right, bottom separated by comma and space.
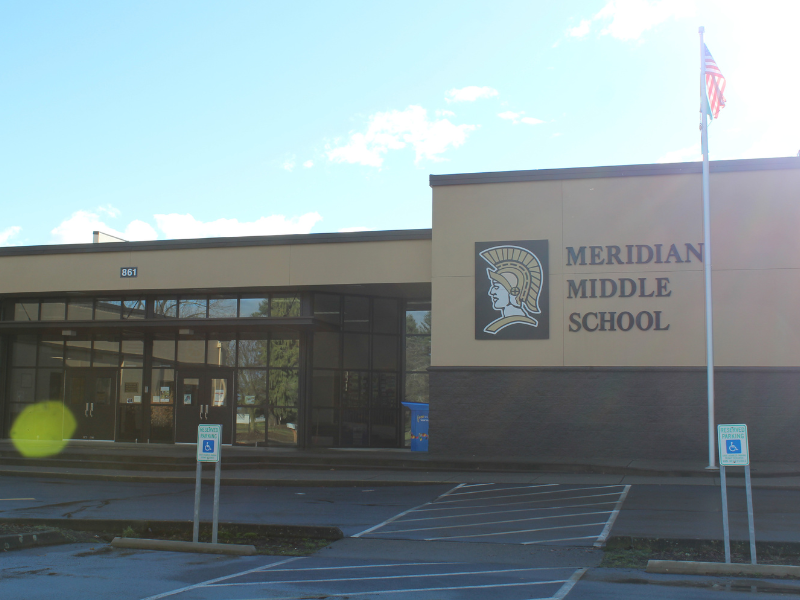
199, 404, 204, 419
204, 405, 209, 419
85, 403, 89, 417
90, 403, 94, 417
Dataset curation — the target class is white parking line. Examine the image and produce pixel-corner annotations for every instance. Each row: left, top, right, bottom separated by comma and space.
522, 535, 600, 545
593, 484, 631, 547
138, 556, 302, 600
209, 566, 579, 587
425, 521, 609, 541
413, 491, 625, 513
228, 579, 572, 598
549, 567, 588, 600
352, 483, 464, 537
393, 500, 619, 523
367, 510, 613, 535
446, 484, 558, 496
259, 562, 458, 573
431, 485, 627, 505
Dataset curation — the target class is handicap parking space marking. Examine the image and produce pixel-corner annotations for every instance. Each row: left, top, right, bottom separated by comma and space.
142, 555, 588, 600
357, 484, 631, 547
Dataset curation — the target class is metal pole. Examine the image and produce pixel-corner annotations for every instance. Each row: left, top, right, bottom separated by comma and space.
720, 465, 731, 563
745, 465, 757, 564
192, 461, 202, 543
212, 459, 221, 544
699, 26, 716, 470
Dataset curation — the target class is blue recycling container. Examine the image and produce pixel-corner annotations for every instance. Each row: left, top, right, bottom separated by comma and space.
402, 402, 429, 452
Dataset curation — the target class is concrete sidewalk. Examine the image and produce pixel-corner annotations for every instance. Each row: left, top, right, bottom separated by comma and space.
2, 461, 800, 488
3, 439, 800, 487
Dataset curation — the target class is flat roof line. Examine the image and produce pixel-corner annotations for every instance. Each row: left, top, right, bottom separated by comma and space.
429, 156, 800, 186
0, 228, 433, 257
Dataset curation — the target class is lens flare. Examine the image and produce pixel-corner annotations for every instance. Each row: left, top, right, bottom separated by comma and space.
10, 401, 75, 457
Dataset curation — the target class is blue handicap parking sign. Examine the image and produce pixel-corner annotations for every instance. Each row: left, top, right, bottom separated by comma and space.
726, 440, 741, 454
203, 440, 215, 453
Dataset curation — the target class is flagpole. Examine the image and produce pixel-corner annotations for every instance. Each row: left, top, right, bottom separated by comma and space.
699, 26, 716, 469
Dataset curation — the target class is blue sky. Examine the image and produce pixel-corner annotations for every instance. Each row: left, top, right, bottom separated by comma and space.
1, 0, 797, 246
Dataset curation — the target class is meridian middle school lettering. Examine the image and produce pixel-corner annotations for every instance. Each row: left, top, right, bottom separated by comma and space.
565, 243, 703, 266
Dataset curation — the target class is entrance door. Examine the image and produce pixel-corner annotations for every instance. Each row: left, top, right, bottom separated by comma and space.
64, 368, 117, 440
176, 370, 233, 444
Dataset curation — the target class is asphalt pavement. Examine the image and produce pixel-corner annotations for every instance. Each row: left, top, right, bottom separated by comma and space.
4, 473, 800, 599
0, 476, 452, 536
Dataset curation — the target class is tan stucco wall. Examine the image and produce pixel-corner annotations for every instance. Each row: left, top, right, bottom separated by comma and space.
0, 239, 432, 295
432, 167, 800, 367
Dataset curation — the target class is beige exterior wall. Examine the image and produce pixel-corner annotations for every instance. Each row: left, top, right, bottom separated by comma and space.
0, 239, 432, 295
432, 166, 800, 368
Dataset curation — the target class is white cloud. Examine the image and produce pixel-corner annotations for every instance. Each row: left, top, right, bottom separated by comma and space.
593, 0, 694, 41
436, 109, 455, 118
498, 111, 521, 121
50, 209, 324, 243
326, 105, 476, 167
657, 144, 701, 163
153, 212, 322, 239
568, 19, 592, 37
498, 111, 545, 126
96, 204, 121, 218
281, 158, 296, 172
302, 160, 314, 168
445, 86, 499, 103
50, 209, 157, 244
0, 226, 22, 246
338, 226, 370, 233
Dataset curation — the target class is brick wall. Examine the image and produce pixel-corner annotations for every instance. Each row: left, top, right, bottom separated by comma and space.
429, 367, 800, 462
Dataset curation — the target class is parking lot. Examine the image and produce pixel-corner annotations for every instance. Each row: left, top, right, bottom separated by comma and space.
356, 483, 631, 546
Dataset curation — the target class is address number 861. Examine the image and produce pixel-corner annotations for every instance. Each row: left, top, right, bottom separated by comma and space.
120, 267, 138, 278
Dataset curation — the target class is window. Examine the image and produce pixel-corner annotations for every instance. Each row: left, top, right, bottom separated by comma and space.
208, 297, 237, 318
239, 296, 268, 318
95, 299, 121, 320
404, 303, 431, 447
40, 300, 65, 321
153, 298, 178, 319
178, 298, 207, 319
14, 301, 38, 321
310, 295, 402, 448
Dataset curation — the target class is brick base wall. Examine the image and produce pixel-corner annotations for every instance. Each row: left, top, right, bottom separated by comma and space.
428, 367, 800, 462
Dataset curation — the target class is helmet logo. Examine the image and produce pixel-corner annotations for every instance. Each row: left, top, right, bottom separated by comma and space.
475, 241, 549, 339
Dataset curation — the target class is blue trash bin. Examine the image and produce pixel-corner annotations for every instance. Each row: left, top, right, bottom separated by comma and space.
402, 402, 429, 452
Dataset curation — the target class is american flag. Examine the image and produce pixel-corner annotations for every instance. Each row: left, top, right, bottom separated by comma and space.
704, 44, 726, 119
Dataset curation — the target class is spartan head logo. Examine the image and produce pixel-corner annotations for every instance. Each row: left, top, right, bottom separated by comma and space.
480, 245, 543, 334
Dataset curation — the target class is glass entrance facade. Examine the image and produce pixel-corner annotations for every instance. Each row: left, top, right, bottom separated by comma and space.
1, 291, 430, 449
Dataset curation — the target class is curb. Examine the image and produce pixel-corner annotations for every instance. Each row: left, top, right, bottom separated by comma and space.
0, 530, 67, 552
111, 537, 256, 555
647, 559, 800, 578
0, 469, 448, 487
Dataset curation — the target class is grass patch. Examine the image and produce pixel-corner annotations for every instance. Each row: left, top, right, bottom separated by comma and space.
0, 522, 332, 556
602, 537, 800, 569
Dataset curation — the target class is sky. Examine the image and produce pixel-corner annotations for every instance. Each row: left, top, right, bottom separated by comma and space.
1, 0, 797, 247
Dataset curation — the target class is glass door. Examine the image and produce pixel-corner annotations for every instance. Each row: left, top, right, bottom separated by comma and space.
175, 372, 202, 443
64, 368, 117, 440
176, 369, 233, 444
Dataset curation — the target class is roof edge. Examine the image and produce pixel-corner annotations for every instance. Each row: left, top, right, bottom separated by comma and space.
429, 156, 800, 187
0, 229, 433, 258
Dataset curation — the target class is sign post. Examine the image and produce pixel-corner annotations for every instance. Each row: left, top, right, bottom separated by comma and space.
194, 424, 222, 544
717, 424, 756, 564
